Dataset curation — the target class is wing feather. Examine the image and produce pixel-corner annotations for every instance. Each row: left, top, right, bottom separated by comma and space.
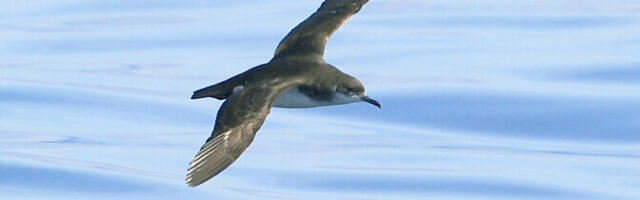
274, 0, 368, 58
186, 130, 243, 187
186, 0, 370, 187
186, 77, 303, 187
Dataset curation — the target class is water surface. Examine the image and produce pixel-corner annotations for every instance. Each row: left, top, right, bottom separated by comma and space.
2, 0, 640, 199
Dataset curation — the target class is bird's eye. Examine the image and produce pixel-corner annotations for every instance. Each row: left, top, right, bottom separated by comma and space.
349, 87, 363, 94
346, 88, 355, 94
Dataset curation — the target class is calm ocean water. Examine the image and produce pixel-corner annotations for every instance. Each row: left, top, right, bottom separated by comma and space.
2, 0, 640, 199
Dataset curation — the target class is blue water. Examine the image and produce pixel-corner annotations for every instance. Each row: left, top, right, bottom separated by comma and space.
2, 0, 640, 199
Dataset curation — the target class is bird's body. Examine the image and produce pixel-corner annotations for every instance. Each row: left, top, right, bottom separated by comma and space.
187, 0, 377, 187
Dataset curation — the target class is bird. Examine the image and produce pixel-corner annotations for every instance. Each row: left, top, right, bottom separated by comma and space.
186, 0, 377, 187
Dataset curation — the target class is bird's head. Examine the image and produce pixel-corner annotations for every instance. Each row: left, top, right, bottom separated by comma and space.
336, 75, 380, 108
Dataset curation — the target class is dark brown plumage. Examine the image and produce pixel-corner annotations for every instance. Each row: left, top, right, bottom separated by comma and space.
187, 0, 375, 187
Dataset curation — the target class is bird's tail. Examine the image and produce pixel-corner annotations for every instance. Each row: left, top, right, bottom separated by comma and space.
191, 72, 249, 100
191, 83, 232, 100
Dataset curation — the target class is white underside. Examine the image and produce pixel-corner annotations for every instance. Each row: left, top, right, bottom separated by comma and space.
273, 87, 360, 108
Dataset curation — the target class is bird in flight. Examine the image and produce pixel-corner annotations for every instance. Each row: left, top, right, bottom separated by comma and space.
187, 0, 377, 187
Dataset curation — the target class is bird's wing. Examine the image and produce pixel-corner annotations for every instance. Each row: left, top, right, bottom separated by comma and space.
273, 0, 368, 58
186, 79, 302, 187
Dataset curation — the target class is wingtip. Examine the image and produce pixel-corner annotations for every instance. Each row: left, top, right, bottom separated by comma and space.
321, 0, 369, 13
186, 182, 198, 188
185, 176, 202, 187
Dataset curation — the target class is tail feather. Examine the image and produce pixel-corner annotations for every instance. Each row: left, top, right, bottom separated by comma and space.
192, 63, 264, 100
191, 84, 232, 100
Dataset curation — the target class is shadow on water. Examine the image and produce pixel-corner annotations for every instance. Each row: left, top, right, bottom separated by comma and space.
228, 168, 601, 199
307, 176, 583, 198
0, 85, 211, 127
0, 163, 150, 193
563, 63, 640, 82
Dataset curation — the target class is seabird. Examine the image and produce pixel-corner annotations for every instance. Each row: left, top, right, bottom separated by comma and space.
186, 0, 377, 187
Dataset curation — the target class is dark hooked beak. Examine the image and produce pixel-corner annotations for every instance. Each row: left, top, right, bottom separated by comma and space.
360, 96, 381, 109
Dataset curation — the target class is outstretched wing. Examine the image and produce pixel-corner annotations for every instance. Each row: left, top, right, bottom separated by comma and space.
274, 0, 368, 58
186, 80, 302, 187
